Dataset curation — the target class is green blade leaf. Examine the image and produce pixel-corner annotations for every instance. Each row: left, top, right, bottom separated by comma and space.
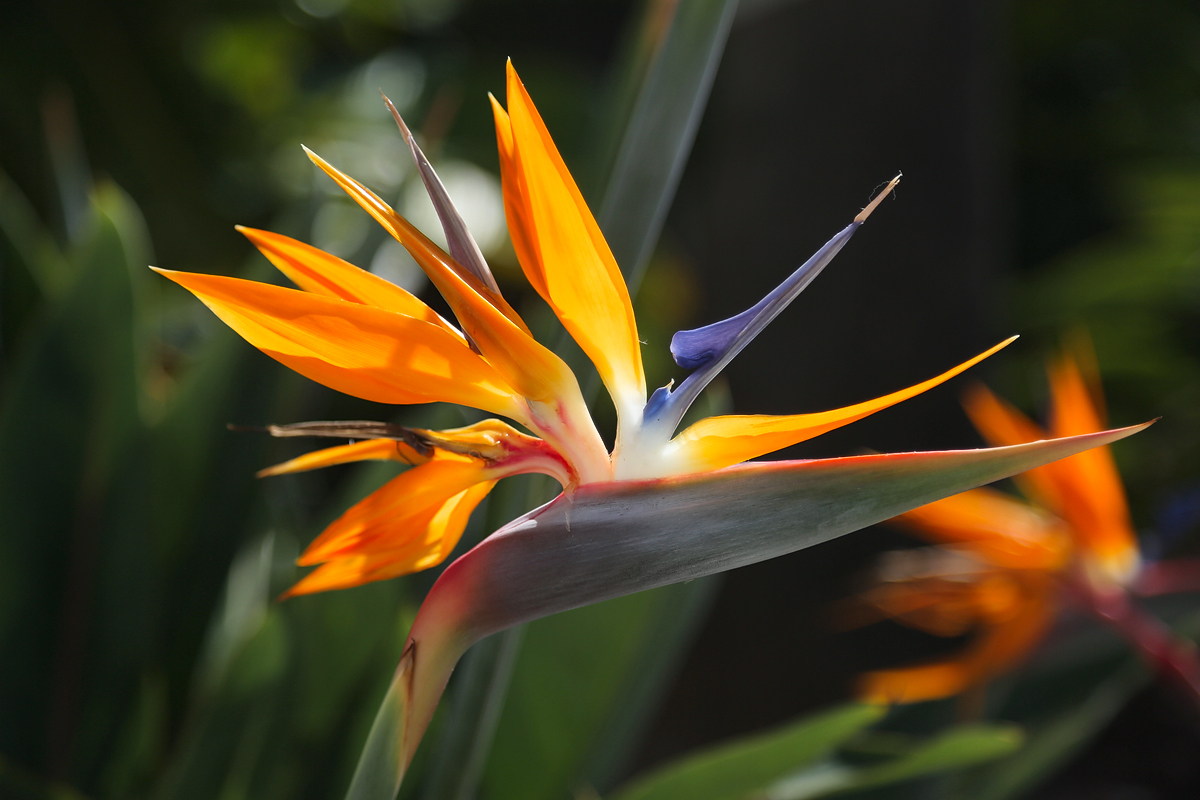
813, 724, 1023, 798
420, 624, 525, 800
944, 597, 1200, 799
0, 169, 69, 299
346, 650, 413, 800
608, 704, 883, 800
597, 0, 740, 287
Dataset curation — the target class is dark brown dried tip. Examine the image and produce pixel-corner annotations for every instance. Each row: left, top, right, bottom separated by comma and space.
228, 420, 436, 457
855, 173, 902, 223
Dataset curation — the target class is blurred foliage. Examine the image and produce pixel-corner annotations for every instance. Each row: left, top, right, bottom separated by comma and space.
0, 170, 428, 800
607, 703, 1023, 800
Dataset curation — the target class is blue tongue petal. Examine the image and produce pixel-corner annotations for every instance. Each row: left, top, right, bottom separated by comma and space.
645, 175, 900, 436
670, 220, 859, 371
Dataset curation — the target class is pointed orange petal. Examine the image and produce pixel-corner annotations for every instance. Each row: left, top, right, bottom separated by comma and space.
669, 339, 1016, 474
303, 147, 585, 407
351, 478, 496, 570
302, 147, 528, 330
891, 487, 1069, 570
490, 94, 548, 300
282, 480, 496, 597
431, 480, 498, 562
963, 383, 1062, 511
1048, 353, 1139, 583
962, 381, 1046, 445
257, 438, 427, 478
281, 555, 379, 597
298, 454, 485, 566
504, 62, 647, 419
898, 579, 1020, 637
154, 268, 525, 420
237, 226, 462, 338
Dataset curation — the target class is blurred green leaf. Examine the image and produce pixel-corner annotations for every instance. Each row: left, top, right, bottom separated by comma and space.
148, 442, 421, 800
481, 581, 719, 800
0, 184, 144, 778
935, 605, 1200, 800
0, 169, 69, 299
597, 0, 740, 289
608, 710, 1021, 800
608, 704, 883, 800
791, 724, 1023, 799
0, 754, 88, 800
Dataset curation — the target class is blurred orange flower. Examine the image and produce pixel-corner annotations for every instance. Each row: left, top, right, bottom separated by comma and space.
852, 342, 1200, 704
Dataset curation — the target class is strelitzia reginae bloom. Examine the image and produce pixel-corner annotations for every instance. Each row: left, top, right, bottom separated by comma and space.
851, 342, 1200, 705
156, 62, 1148, 795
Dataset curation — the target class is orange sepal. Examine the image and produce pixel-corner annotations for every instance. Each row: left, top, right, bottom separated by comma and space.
303, 147, 584, 406
298, 453, 487, 566
283, 480, 496, 597
236, 226, 462, 339
670, 339, 1016, 474
302, 147, 527, 332
490, 96, 547, 300
502, 61, 646, 417
257, 438, 427, 478
153, 268, 525, 421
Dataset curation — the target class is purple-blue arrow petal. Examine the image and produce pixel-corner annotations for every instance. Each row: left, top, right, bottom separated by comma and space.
646, 176, 901, 437
670, 220, 859, 371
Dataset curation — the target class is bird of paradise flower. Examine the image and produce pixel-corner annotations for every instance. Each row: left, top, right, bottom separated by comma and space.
155, 61, 1148, 797
850, 340, 1200, 706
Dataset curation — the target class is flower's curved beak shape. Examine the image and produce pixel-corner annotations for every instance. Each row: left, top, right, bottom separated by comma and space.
850, 342, 1197, 707
156, 62, 1151, 796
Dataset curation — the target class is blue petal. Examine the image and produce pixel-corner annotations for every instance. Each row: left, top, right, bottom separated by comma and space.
645, 220, 860, 428
672, 219, 863, 371
671, 312, 750, 370
643, 174, 901, 436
